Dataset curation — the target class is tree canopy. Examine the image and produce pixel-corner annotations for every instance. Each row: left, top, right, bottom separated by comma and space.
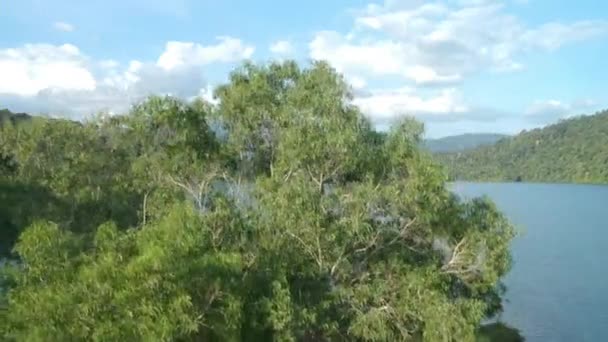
437, 110, 608, 183
0, 60, 514, 341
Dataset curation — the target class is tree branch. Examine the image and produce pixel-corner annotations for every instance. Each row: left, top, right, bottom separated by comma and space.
142, 191, 149, 226
316, 235, 324, 270
306, 166, 323, 191
354, 230, 381, 254
286, 231, 322, 269
440, 237, 485, 283
283, 168, 294, 182
386, 217, 417, 247
330, 247, 347, 277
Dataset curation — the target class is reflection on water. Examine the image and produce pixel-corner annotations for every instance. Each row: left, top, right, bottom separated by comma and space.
477, 322, 525, 342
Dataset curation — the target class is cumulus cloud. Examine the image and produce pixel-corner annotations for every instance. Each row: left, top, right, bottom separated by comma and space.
310, 31, 412, 80
353, 87, 474, 124
53, 21, 75, 32
353, 86, 509, 125
269, 40, 294, 55
311, 1, 608, 81
157, 37, 254, 71
3, 1, 606, 129
0, 44, 95, 96
346, 75, 367, 91
0, 38, 254, 118
308, 0, 608, 124
0, 63, 207, 118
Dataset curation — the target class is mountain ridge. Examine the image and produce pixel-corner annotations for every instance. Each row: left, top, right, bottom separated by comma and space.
437, 110, 608, 184
423, 133, 508, 153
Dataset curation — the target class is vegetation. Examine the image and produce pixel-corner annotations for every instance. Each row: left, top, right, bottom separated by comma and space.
0, 61, 515, 341
438, 110, 608, 184
423, 134, 508, 153
0, 110, 31, 125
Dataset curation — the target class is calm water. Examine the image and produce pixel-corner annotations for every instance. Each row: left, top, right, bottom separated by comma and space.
454, 182, 608, 342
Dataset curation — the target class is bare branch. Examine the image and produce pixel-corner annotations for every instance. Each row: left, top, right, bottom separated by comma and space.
166, 174, 197, 197
316, 235, 324, 270
283, 168, 294, 182
330, 247, 347, 277
165, 171, 217, 211
354, 230, 381, 254
440, 237, 486, 284
442, 237, 467, 270
306, 166, 323, 190
329, 165, 342, 179
142, 191, 149, 226
286, 231, 322, 269
386, 217, 417, 247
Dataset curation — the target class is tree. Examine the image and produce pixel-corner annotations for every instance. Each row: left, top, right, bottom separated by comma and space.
0, 60, 514, 341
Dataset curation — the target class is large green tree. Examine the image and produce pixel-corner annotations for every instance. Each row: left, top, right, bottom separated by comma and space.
0, 61, 514, 341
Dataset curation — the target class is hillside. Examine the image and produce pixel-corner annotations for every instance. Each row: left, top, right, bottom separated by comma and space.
437, 110, 608, 183
423, 133, 508, 153
0, 109, 31, 124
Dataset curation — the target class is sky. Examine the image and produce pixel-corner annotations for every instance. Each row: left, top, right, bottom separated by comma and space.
1, 0, 607, 137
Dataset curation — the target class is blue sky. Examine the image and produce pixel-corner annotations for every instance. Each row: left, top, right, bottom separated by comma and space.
1, 0, 607, 137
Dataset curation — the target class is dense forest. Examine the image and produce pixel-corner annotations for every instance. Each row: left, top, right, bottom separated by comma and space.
423, 134, 508, 153
0, 61, 516, 341
438, 110, 608, 184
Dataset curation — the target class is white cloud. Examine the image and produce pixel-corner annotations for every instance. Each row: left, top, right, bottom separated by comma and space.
353, 87, 470, 124
525, 99, 568, 116
99, 59, 119, 69
0, 38, 255, 118
53, 21, 75, 32
157, 36, 254, 71
269, 40, 294, 55
310, 31, 407, 75
524, 99, 597, 123
0, 63, 208, 118
306, 0, 608, 125
346, 75, 367, 90
0, 44, 96, 96
522, 21, 608, 51
198, 84, 219, 105
310, 31, 460, 85
405, 65, 461, 85
310, 1, 608, 85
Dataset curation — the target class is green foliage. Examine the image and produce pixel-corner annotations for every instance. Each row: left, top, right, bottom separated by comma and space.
438, 110, 608, 183
0, 61, 515, 341
2, 116, 141, 226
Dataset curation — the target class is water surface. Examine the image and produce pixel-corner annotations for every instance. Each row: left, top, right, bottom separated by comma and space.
454, 182, 608, 342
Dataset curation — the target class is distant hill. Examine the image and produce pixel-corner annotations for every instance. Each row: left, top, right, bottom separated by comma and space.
423, 133, 508, 153
0, 109, 32, 125
437, 110, 608, 184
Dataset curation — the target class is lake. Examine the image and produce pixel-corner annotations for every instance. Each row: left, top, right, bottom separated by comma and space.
454, 182, 608, 342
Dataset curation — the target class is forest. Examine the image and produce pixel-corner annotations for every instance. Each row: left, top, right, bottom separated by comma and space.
0, 61, 515, 341
437, 110, 608, 184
